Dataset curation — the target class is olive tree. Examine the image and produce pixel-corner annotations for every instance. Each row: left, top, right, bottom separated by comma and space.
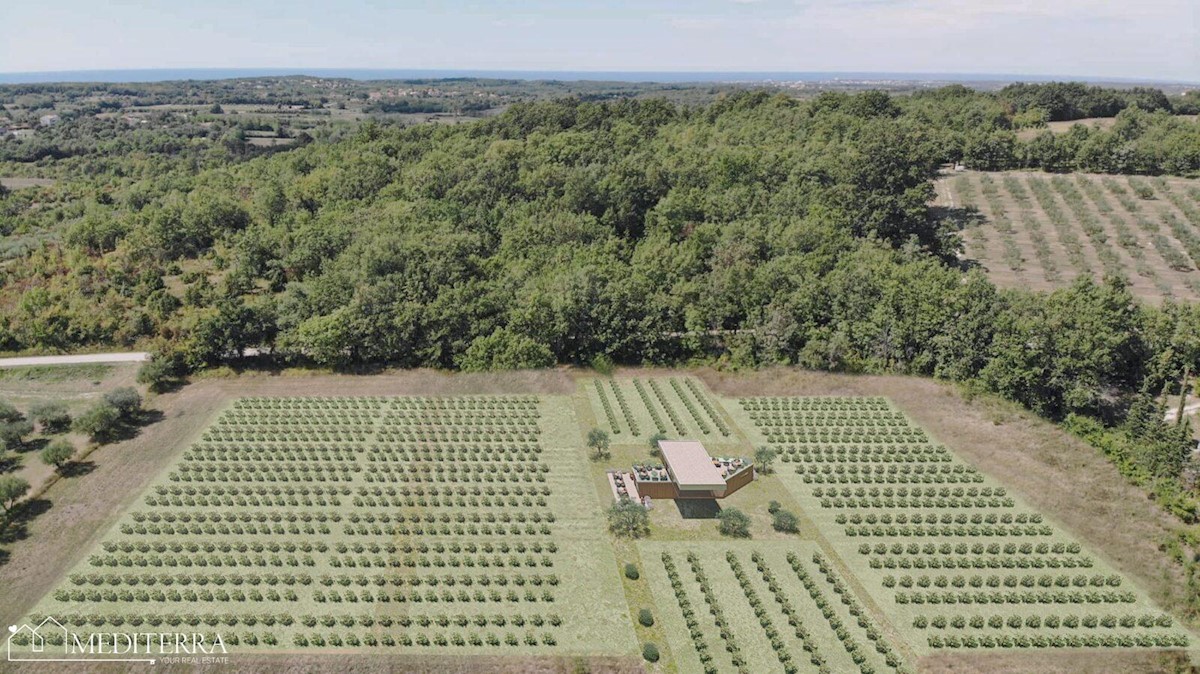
0, 475, 30, 514
607, 499, 650, 538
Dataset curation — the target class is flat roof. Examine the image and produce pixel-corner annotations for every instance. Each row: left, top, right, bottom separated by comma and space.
658, 440, 725, 490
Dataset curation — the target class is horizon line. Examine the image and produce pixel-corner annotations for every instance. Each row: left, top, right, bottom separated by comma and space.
0, 67, 1195, 87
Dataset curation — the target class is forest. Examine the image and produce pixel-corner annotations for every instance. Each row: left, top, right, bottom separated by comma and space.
2, 83, 1200, 516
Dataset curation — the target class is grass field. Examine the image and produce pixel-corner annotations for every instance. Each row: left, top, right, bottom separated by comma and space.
936, 170, 1200, 303
3, 371, 1195, 672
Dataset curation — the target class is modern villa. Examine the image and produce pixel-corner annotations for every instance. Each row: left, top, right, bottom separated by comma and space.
608, 440, 754, 504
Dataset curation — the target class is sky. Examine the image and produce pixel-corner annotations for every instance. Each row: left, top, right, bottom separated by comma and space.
0, 0, 1196, 82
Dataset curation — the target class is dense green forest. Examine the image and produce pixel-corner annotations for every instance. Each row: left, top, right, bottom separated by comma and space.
0, 83, 1198, 462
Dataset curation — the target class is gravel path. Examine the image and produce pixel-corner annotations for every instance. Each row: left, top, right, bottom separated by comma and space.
0, 352, 149, 368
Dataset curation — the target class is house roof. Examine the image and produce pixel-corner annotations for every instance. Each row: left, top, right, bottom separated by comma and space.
658, 440, 725, 490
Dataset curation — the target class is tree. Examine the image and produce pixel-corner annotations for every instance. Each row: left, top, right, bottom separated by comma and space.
648, 432, 666, 456
0, 475, 29, 514
40, 439, 74, 470
137, 351, 186, 393
0, 400, 23, 424
103, 387, 142, 419
717, 507, 752, 538
772, 509, 800, 534
607, 499, 650, 538
587, 427, 611, 460
0, 420, 33, 451
754, 446, 777, 474
458, 328, 555, 371
73, 403, 123, 443
29, 401, 71, 434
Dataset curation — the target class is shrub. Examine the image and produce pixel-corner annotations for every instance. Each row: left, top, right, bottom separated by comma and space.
590, 354, 614, 376
767, 500, 782, 514
718, 508, 752, 538
30, 401, 71, 433
642, 642, 660, 662
624, 563, 640, 580
772, 509, 800, 534
638, 608, 655, 627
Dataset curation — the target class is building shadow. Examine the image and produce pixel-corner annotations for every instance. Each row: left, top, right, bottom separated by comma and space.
675, 499, 721, 520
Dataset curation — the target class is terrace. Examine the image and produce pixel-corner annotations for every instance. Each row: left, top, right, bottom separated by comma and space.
611, 440, 754, 502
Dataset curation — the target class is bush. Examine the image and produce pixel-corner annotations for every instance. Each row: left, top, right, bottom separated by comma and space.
590, 354, 614, 376
624, 563, 640, 580
718, 507, 752, 538
772, 509, 800, 534
41, 439, 75, 469
638, 608, 655, 627
642, 642, 660, 662
103, 387, 142, 419
767, 500, 782, 514
29, 401, 71, 433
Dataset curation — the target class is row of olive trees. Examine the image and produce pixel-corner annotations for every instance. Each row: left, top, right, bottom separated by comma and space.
0, 387, 145, 522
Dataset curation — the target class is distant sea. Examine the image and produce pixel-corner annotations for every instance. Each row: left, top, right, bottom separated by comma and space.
0, 68, 1184, 85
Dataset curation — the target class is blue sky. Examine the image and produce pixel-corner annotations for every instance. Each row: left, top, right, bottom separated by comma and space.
1, 0, 1196, 81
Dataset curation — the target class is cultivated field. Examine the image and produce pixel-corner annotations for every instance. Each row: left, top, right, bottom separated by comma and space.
0, 177, 57, 189
12, 393, 636, 660
1016, 116, 1199, 140
727, 397, 1186, 658
936, 170, 1200, 303
3, 371, 1194, 673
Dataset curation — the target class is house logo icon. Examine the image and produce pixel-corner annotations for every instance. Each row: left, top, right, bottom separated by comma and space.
6, 614, 222, 664
7, 616, 67, 659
